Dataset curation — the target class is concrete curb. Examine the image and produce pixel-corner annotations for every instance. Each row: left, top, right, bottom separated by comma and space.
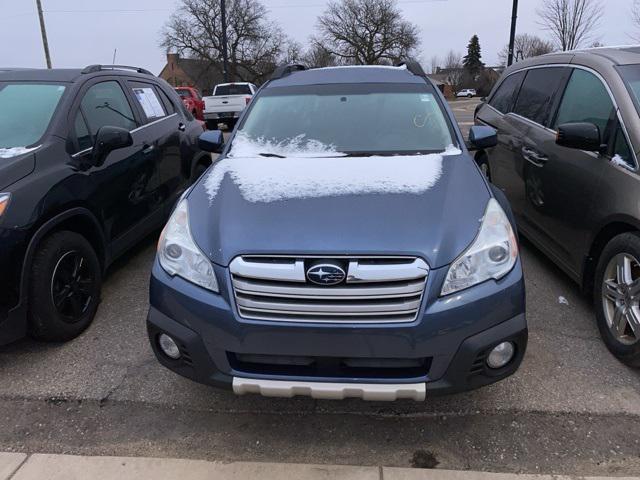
2, 453, 640, 480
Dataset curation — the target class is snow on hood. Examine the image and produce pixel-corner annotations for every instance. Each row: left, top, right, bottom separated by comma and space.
205, 134, 461, 203
0, 146, 40, 159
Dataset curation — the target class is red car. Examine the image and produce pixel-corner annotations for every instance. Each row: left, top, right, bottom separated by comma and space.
175, 86, 205, 121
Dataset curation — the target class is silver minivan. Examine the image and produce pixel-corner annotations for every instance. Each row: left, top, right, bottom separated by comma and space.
475, 46, 640, 366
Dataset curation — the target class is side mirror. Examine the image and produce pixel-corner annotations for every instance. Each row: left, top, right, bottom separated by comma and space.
556, 122, 602, 152
468, 125, 498, 151
92, 126, 133, 166
199, 130, 224, 153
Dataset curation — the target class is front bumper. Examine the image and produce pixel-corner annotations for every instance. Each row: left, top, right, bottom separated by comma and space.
147, 258, 527, 399
203, 112, 240, 121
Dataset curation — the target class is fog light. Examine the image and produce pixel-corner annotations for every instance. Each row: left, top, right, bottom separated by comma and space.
158, 333, 181, 359
486, 342, 515, 369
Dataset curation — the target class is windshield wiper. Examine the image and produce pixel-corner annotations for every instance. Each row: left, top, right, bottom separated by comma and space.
258, 152, 286, 158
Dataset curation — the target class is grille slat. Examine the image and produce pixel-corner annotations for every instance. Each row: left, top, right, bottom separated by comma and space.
230, 256, 429, 324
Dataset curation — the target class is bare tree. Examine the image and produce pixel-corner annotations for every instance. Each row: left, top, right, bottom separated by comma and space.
303, 44, 339, 68
443, 50, 464, 93
429, 55, 440, 74
498, 33, 555, 65
537, 0, 603, 51
632, 0, 640, 40
161, 0, 288, 83
314, 0, 420, 65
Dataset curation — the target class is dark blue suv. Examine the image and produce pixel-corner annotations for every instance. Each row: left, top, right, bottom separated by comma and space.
147, 62, 527, 400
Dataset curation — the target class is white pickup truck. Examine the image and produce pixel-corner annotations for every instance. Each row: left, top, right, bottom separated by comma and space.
203, 82, 257, 129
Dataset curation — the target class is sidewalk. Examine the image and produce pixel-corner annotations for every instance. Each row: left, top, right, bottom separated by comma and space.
1, 453, 639, 480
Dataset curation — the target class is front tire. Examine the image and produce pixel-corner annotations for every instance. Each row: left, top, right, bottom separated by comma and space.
28, 231, 102, 342
594, 232, 640, 367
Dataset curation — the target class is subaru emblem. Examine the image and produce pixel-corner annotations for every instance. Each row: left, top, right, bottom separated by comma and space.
306, 264, 346, 286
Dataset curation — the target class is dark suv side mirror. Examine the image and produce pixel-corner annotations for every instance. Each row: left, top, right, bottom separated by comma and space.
199, 130, 224, 154
556, 122, 602, 152
468, 125, 498, 150
92, 126, 133, 166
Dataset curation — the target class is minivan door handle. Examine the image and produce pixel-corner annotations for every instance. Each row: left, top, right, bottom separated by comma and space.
521, 146, 548, 167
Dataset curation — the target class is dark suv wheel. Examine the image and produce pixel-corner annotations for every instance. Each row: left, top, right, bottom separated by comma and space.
594, 232, 640, 367
28, 231, 102, 342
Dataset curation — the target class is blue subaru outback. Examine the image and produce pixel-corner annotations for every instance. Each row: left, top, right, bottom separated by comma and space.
147, 62, 527, 401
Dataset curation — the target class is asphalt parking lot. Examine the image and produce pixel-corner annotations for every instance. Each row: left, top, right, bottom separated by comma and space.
1, 99, 639, 475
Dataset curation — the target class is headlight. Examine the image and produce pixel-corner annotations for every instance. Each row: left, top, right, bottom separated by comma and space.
0, 193, 10, 218
441, 199, 518, 296
157, 199, 218, 292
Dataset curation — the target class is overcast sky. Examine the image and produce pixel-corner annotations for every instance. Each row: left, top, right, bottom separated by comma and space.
0, 0, 636, 75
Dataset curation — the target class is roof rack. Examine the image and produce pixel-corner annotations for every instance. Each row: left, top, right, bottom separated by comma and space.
81, 64, 153, 75
396, 60, 427, 78
270, 63, 307, 80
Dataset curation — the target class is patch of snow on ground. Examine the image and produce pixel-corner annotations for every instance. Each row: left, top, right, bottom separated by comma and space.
205, 136, 459, 203
0, 146, 39, 159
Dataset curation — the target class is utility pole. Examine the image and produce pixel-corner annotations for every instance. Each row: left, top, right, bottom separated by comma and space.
36, 0, 52, 69
507, 0, 518, 66
221, 0, 230, 82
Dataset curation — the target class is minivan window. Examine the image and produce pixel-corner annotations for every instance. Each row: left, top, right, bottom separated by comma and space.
618, 64, 640, 116
488, 71, 524, 114
238, 83, 455, 155
554, 69, 614, 134
612, 125, 634, 168
215, 84, 252, 96
74, 112, 92, 151
513, 67, 567, 126
0, 82, 66, 149
80, 81, 137, 137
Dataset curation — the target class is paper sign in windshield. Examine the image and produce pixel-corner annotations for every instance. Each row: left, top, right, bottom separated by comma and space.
133, 88, 165, 119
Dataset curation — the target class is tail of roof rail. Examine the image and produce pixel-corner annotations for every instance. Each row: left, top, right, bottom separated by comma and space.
270, 63, 307, 80
396, 60, 427, 78
81, 64, 153, 75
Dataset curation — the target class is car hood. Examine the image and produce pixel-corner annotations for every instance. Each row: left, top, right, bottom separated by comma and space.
187, 151, 490, 269
0, 148, 37, 190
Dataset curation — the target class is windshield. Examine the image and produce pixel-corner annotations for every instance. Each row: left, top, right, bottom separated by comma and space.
619, 65, 640, 115
0, 82, 66, 150
215, 84, 252, 96
176, 89, 191, 98
235, 83, 456, 156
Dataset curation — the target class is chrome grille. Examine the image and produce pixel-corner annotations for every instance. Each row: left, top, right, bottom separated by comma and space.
230, 256, 429, 324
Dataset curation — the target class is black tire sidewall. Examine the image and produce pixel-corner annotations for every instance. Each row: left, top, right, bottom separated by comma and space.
28, 231, 102, 342
593, 232, 640, 366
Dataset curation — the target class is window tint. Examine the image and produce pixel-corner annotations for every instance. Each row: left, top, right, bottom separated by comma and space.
81, 81, 136, 137
130, 83, 167, 121
554, 69, 614, 134
156, 87, 176, 114
489, 71, 524, 114
74, 112, 92, 151
612, 126, 634, 168
215, 84, 252, 96
513, 68, 567, 126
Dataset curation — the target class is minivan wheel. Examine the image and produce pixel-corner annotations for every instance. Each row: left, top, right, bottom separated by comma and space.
594, 233, 640, 366
28, 231, 102, 342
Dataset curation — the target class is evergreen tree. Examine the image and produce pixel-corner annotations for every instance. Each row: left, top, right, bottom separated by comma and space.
463, 35, 485, 75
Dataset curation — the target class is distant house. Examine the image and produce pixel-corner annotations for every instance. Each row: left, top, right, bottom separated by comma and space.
159, 53, 224, 96
427, 73, 455, 98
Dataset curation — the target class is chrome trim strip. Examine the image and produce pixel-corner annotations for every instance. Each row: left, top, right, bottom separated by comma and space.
232, 278, 425, 299
232, 377, 426, 401
130, 113, 178, 133
347, 258, 429, 283
236, 296, 422, 314
230, 258, 306, 282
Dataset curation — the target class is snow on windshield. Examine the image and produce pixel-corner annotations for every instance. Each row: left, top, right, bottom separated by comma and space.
228, 132, 344, 159
0, 146, 39, 159
205, 134, 461, 203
